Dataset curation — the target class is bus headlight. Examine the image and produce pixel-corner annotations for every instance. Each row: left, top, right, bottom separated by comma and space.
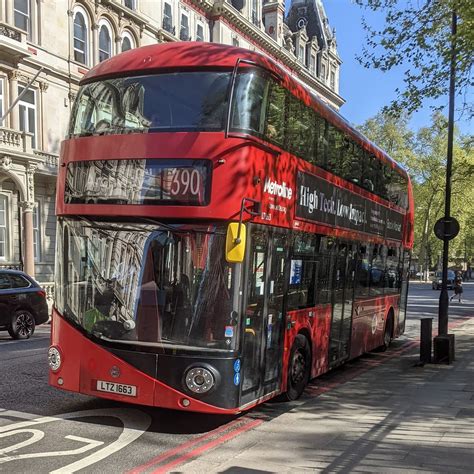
185, 367, 215, 394
48, 346, 62, 372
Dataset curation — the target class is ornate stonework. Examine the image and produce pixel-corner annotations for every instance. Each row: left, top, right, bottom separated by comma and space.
0, 156, 13, 172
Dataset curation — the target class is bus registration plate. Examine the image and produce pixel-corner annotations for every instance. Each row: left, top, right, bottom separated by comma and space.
96, 380, 137, 397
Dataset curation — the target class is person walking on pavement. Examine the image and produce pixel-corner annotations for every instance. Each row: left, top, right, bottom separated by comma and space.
450, 272, 463, 303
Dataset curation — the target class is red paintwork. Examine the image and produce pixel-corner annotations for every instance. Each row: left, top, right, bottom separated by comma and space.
49, 308, 242, 414
53, 42, 414, 412
56, 133, 411, 249
80, 42, 407, 178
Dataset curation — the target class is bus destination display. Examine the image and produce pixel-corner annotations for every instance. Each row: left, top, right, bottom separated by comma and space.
65, 159, 211, 206
296, 171, 404, 241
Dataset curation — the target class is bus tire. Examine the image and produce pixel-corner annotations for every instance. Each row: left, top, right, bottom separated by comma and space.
284, 334, 311, 401
381, 312, 394, 352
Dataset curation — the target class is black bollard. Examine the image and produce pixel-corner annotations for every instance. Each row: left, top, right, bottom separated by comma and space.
420, 318, 433, 364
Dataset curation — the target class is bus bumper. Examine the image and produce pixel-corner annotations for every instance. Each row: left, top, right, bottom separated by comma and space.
48, 308, 241, 415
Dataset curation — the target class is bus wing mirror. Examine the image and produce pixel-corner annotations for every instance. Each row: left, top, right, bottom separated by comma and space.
226, 222, 246, 263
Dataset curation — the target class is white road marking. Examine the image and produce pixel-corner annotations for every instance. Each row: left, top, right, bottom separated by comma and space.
0, 429, 45, 454
0, 407, 151, 472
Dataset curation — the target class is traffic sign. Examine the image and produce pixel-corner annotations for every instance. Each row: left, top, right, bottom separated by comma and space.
434, 217, 460, 241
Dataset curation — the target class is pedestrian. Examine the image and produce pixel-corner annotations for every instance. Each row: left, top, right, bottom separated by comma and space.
450, 273, 463, 303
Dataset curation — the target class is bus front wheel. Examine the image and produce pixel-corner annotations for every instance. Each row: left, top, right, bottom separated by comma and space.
284, 334, 311, 401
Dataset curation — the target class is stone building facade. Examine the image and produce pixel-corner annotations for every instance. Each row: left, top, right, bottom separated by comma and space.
0, 0, 342, 290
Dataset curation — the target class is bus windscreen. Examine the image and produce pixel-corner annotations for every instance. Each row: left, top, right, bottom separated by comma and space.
55, 218, 238, 352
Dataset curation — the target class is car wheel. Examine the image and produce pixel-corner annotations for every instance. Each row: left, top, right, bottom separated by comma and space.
8, 310, 36, 340
283, 334, 311, 401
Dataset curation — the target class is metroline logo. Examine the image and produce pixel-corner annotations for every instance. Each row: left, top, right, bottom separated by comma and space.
263, 177, 293, 200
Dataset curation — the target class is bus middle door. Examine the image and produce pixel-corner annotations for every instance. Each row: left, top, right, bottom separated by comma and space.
240, 227, 287, 405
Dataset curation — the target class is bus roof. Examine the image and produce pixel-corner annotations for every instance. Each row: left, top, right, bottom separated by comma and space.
82, 42, 408, 179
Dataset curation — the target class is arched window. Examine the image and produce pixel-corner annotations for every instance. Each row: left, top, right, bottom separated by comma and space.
98, 20, 113, 62
121, 31, 135, 52
73, 9, 89, 65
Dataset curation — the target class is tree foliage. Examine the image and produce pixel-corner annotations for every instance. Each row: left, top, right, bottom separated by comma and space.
359, 111, 474, 274
355, 0, 473, 118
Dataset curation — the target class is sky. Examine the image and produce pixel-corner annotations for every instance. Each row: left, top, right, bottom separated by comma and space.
302, 1, 473, 135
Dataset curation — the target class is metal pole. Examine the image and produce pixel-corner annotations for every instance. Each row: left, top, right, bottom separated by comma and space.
438, 10, 457, 336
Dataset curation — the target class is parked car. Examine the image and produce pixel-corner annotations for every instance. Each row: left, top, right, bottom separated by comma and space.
0, 270, 49, 339
432, 270, 456, 290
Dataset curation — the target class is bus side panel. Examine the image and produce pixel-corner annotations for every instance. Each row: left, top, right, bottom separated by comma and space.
281, 305, 331, 392
350, 297, 385, 358
351, 295, 400, 358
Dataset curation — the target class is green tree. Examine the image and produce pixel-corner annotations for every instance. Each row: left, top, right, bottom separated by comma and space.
355, 0, 473, 117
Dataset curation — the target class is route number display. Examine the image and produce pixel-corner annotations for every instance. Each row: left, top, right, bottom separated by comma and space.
65, 159, 211, 206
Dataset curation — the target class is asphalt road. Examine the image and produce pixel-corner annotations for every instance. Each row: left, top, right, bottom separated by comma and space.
0, 282, 472, 473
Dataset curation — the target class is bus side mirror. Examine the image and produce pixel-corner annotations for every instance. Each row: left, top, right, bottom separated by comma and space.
226, 222, 246, 263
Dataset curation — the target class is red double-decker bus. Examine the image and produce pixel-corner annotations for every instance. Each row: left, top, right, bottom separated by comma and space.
49, 42, 414, 414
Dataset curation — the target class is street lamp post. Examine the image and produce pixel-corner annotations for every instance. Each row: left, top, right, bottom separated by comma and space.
433, 10, 458, 364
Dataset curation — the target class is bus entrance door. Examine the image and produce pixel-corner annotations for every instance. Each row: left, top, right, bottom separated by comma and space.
329, 243, 356, 367
240, 227, 287, 406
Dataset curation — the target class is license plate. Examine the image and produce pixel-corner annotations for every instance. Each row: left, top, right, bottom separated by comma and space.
96, 380, 137, 397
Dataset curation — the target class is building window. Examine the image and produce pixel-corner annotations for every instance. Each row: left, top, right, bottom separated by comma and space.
124, 0, 136, 10
163, 3, 173, 34
299, 45, 305, 63
330, 70, 336, 90
251, 0, 259, 26
0, 79, 4, 123
321, 63, 326, 82
0, 195, 7, 260
99, 21, 113, 62
232, 37, 239, 47
18, 86, 36, 149
196, 24, 204, 42
310, 55, 316, 75
14, 0, 31, 36
179, 13, 189, 41
122, 31, 135, 52
73, 10, 88, 65
33, 201, 40, 261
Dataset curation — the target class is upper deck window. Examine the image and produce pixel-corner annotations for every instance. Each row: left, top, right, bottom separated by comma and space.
70, 71, 230, 136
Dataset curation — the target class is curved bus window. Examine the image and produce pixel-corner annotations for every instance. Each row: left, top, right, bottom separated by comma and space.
265, 81, 286, 146
230, 69, 269, 135
70, 72, 231, 136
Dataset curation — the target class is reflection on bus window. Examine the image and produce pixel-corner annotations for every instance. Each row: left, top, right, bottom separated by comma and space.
231, 69, 269, 135
70, 72, 231, 136
55, 219, 238, 351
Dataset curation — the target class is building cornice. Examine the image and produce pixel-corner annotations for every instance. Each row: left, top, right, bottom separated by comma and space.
190, 0, 344, 108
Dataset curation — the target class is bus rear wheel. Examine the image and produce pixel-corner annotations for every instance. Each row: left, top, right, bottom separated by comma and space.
381, 313, 394, 352
284, 334, 311, 401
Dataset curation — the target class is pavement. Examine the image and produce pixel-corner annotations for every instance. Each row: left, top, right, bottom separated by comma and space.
173, 288, 474, 473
